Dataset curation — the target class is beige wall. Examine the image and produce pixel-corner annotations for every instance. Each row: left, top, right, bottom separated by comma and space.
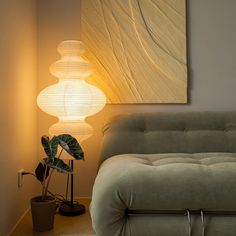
0, 0, 39, 235
37, 0, 236, 198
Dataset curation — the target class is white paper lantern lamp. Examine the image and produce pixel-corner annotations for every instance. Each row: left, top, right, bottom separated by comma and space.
37, 40, 106, 142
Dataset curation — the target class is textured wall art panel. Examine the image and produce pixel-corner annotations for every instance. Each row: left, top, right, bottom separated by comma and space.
82, 0, 187, 103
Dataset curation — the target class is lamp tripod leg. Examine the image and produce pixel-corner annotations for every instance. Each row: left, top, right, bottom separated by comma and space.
59, 160, 85, 216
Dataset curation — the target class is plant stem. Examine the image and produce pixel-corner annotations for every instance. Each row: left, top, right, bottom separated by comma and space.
43, 149, 64, 199
43, 168, 54, 199
41, 165, 48, 201
57, 148, 63, 159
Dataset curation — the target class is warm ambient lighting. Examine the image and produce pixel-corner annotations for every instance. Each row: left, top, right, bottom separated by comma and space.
37, 40, 106, 142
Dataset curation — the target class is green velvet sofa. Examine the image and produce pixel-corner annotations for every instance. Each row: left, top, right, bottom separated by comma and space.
91, 112, 236, 236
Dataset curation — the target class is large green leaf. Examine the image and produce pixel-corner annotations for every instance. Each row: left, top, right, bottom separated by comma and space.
58, 134, 84, 160
35, 162, 50, 182
44, 158, 72, 173
41, 136, 52, 158
50, 136, 59, 157
41, 135, 59, 160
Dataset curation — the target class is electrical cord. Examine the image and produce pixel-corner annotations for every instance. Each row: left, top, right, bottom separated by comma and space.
23, 170, 81, 211
22, 171, 66, 206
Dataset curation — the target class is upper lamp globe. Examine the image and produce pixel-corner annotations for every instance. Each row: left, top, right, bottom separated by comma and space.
37, 40, 106, 142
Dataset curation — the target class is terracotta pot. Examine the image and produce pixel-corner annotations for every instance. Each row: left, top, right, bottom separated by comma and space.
31, 196, 56, 232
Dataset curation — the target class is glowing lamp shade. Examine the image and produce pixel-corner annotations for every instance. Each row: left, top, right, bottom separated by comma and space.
37, 40, 106, 142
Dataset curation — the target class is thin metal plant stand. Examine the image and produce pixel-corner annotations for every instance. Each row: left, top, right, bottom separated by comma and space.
59, 160, 85, 216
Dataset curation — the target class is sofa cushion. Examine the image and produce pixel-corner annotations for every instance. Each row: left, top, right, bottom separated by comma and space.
92, 153, 236, 213
100, 112, 236, 164
91, 152, 236, 235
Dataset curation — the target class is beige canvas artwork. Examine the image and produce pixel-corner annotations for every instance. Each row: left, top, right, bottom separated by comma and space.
82, 0, 187, 103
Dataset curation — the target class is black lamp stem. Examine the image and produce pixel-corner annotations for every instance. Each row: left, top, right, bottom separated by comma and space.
58, 159, 85, 216
70, 160, 74, 206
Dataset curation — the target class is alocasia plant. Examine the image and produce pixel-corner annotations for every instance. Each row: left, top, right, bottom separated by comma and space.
35, 134, 84, 200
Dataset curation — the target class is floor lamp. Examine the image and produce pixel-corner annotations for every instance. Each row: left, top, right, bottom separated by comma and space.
37, 40, 106, 215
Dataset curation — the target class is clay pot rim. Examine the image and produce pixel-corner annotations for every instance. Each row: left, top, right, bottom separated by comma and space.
31, 196, 55, 204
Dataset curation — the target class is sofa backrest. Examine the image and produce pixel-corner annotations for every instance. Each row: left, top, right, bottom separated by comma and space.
100, 112, 236, 163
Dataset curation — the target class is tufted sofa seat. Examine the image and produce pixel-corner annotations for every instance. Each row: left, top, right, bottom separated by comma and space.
93, 153, 236, 213
91, 112, 236, 236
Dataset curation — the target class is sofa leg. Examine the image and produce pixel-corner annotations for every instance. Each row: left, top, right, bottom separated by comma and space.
200, 209, 205, 236
186, 209, 192, 236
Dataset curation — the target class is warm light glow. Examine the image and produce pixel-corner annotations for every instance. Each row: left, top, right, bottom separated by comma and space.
37, 40, 106, 141
49, 121, 93, 142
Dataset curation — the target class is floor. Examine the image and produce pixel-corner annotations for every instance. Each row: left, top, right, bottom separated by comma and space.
11, 198, 95, 236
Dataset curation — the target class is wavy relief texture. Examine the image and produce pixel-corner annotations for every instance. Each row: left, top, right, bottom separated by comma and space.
82, 0, 187, 103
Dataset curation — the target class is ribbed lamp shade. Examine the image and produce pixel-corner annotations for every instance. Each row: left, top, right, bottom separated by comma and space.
37, 40, 106, 142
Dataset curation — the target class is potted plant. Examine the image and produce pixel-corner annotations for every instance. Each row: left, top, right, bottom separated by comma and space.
31, 134, 84, 232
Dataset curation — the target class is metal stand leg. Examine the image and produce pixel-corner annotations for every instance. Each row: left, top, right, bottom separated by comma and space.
186, 209, 192, 236
59, 160, 85, 216
200, 209, 205, 236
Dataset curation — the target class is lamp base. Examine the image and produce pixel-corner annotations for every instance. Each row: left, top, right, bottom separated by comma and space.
59, 201, 85, 216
